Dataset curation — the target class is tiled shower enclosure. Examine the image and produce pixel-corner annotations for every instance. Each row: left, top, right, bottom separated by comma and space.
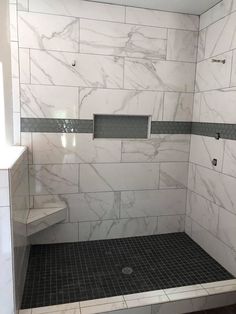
7, 0, 236, 312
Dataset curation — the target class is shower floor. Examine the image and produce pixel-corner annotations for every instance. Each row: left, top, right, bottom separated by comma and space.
21, 233, 234, 309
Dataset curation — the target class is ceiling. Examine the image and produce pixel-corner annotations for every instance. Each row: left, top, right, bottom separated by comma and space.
86, 0, 222, 15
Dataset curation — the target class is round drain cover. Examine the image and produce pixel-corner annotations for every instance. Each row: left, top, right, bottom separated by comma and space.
122, 267, 133, 275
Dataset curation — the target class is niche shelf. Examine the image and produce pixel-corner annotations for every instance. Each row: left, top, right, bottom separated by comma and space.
27, 202, 67, 236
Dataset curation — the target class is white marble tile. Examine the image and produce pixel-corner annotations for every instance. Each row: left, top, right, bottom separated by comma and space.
13, 112, 21, 145
21, 133, 33, 164
204, 291, 236, 310
29, 0, 125, 23
120, 189, 186, 218
202, 279, 236, 289
200, 0, 236, 30
122, 135, 190, 162
106, 307, 151, 314
196, 51, 232, 92
27, 207, 67, 236
167, 29, 198, 62
66, 192, 120, 222
126, 294, 168, 308
186, 191, 219, 236
19, 48, 30, 84
198, 88, 236, 123
18, 12, 79, 52
204, 11, 236, 59
32, 302, 80, 313
81, 302, 126, 314
0, 171, 10, 206
79, 217, 158, 241
167, 289, 208, 301
231, 49, 236, 87
189, 135, 225, 172
30, 222, 78, 244
124, 290, 165, 301
32, 133, 121, 164
192, 93, 201, 122
190, 164, 236, 215
217, 207, 236, 251
159, 162, 188, 189
10, 4, 18, 41
191, 220, 236, 277
0, 206, 15, 314
206, 285, 236, 295
163, 92, 193, 122
11, 41, 19, 79
21, 84, 79, 118
29, 164, 79, 195
30, 50, 124, 88
158, 215, 185, 234
124, 58, 195, 92
18, 0, 29, 11
126, 7, 199, 31
12, 78, 20, 112
80, 296, 124, 308
223, 139, 236, 177
80, 163, 159, 192
79, 88, 163, 120
152, 297, 208, 314
164, 285, 203, 295
197, 29, 206, 62
20, 310, 32, 314
185, 216, 192, 236
80, 19, 167, 59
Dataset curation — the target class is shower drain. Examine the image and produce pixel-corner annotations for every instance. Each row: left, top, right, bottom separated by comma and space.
122, 267, 133, 275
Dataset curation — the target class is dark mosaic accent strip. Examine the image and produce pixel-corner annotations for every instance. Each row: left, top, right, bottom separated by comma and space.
94, 115, 149, 139
21, 118, 93, 133
192, 122, 236, 140
21, 233, 234, 309
21, 118, 236, 140
151, 121, 192, 134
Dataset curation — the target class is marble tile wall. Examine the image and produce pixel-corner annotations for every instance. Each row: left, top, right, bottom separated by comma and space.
187, 0, 236, 276
11, 0, 198, 244
0, 147, 29, 314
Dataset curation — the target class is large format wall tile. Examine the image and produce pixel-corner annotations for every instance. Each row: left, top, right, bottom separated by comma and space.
195, 52, 232, 92
120, 189, 186, 218
30, 50, 124, 88
80, 19, 167, 59
30, 164, 79, 195
159, 162, 188, 189
30, 222, 79, 244
124, 58, 195, 92
157, 215, 185, 234
32, 133, 122, 164
197, 88, 236, 123
0, 171, 10, 207
189, 164, 236, 215
122, 135, 190, 162
167, 29, 198, 62
78, 217, 158, 241
29, 0, 125, 22
189, 135, 225, 172
80, 163, 159, 192
218, 208, 236, 251
79, 88, 163, 120
18, 12, 79, 52
191, 220, 236, 276
163, 92, 193, 121
204, 11, 236, 59
21, 84, 79, 118
231, 49, 236, 87
186, 191, 219, 235
223, 139, 236, 177
126, 7, 199, 31
200, 0, 236, 30
19, 48, 30, 84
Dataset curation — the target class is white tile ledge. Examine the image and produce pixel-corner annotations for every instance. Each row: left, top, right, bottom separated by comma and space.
27, 202, 67, 236
19, 280, 236, 314
0, 146, 26, 169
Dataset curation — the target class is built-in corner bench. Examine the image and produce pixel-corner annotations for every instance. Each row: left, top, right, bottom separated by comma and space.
26, 202, 67, 236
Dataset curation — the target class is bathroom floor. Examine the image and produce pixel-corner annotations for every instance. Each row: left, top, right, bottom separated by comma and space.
21, 233, 234, 309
